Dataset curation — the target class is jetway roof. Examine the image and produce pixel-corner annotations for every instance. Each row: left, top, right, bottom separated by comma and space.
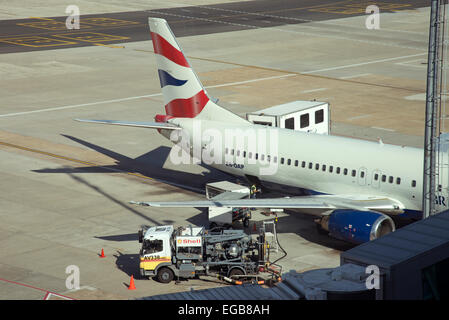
247, 100, 327, 116
139, 282, 301, 300
341, 210, 449, 269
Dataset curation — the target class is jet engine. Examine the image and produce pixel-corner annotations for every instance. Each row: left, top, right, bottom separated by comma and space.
317, 209, 395, 244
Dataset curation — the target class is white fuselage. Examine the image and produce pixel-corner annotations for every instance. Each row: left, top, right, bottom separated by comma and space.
162, 118, 434, 216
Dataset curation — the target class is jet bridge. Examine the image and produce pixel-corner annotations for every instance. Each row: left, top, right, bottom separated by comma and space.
246, 100, 330, 135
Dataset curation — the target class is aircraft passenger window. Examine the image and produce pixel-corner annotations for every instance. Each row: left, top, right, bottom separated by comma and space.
267, 155, 270, 162
438, 184, 442, 192
374, 174, 379, 180
382, 175, 386, 182
329, 166, 333, 173
249, 152, 252, 159
225, 148, 228, 154
336, 167, 341, 174
243, 151, 246, 158
231, 149, 234, 155
287, 159, 291, 165
343, 168, 348, 175
295, 160, 299, 167
351, 170, 356, 177
309, 162, 313, 169
389, 176, 393, 183
237, 150, 240, 156
412, 180, 416, 187
273, 156, 278, 163
300, 114, 309, 128
315, 109, 324, 124
315, 163, 320, 170
261, 154, 265, 161
285, 117, 295, 130
322, 165, 326, 171
255, 153, 258, 160
397, 178, 401, 185
360, 171, 365, 178
281, 158, 285, 164
302, 161, 306, 168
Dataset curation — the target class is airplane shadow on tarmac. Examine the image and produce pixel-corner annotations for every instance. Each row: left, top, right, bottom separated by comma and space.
34, 134, 236, 194
32, 134, 236, 226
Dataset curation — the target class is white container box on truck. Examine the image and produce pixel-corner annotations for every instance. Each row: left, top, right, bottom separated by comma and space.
205, 181, 251, 228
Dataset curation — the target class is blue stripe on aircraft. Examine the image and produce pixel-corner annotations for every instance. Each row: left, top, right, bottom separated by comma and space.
158, 69, 187, 88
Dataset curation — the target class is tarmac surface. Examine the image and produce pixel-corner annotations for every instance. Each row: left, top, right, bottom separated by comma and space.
0, 0, 434, 299
0, 0, 429, 54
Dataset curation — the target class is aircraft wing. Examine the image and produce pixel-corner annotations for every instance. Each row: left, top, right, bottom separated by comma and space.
75, 119, 181, 130
130, 194, 404, 213
210, 191, 250, 201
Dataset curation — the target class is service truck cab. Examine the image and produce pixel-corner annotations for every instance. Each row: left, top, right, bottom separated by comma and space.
138, 225, 173, 279
138, 225, 206, 282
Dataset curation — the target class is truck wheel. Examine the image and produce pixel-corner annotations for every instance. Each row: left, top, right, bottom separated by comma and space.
228, 268, 245, 279
157, 267, 174, 284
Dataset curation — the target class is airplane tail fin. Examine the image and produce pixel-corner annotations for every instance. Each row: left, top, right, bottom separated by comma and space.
148, 18, 247, 124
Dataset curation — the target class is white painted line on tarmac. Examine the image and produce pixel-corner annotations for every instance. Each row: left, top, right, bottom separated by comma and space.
207, 73, 296, 89
371, 126, 396, 132
339, 73, 371, 79
347, 114, 372, 121
0, 73, 296, 118
0, 93, 163, 118
302, 53, 427, 74
404, 93, 426, 101
301, 88, 327, 93
395, 58, 427, 68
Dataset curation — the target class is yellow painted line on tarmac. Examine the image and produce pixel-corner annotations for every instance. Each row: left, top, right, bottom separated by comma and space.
0, 141, 153, 181
28, 17, 55, 21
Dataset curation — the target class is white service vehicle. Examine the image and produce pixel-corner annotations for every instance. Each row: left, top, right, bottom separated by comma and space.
246, 100, 330, 135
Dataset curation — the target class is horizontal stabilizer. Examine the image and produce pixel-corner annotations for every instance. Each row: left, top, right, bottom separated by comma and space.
75, 119, 181, 130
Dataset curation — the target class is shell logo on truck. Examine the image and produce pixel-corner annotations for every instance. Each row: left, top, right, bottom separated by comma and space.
177, 237, 202, 247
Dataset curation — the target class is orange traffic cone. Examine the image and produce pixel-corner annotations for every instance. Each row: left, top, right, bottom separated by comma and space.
99, 248, 106, 258
128, 275, 136, 290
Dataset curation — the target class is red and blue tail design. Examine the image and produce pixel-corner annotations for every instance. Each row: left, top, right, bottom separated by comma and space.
149, 18, 209, 119
149, 18, 247, 124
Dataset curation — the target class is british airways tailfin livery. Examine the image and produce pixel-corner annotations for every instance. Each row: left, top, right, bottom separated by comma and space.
77, 18, 449, 245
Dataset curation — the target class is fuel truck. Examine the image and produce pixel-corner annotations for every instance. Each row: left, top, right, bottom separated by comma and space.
138, 225, 279, 284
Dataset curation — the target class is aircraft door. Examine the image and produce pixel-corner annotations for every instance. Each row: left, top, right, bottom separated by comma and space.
358, 167, 367, 186
371, 170, 381, 188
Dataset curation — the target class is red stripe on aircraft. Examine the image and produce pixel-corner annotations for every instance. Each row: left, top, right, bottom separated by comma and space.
155, 114, 174, 123
150, 32, 190, 68
165, 90, 209, 118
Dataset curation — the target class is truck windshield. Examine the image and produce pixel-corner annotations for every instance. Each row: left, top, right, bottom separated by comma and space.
142, 239, 163, 254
